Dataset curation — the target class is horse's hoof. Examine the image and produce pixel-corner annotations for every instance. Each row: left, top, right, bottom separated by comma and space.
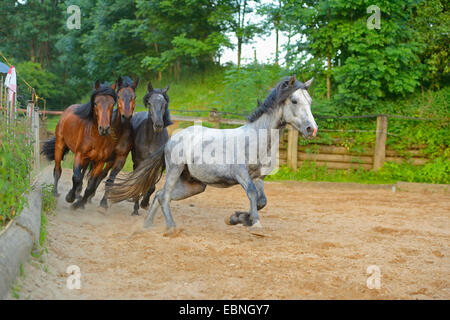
248, 221, 265, 237
140, 201, 149, 210
54, 191, 60, 197
131, 211, 139, 216
143, 217, 153, 229
65, 192, 75, 203
225, 213, 240, 225
100, 199, 108, 209
163, 227, 182, 237
71, 201, 85, 210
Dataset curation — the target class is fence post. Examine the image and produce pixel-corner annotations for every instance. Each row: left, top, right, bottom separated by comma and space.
373, 115, 388, 171
209, 108, 220, 128
32, 103, 40, 171
287, 124, 298, 171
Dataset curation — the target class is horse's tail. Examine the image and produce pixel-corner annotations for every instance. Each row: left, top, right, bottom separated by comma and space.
41, 136, 69, 161
108, 145, 166, 203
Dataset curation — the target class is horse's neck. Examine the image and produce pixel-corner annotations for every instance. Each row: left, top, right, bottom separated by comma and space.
245, 109, 284, 142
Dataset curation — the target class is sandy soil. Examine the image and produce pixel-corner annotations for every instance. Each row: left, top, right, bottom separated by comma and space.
8, 168, 450, 299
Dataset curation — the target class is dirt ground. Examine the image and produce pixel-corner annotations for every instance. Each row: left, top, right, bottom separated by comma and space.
8, 168, 450, 300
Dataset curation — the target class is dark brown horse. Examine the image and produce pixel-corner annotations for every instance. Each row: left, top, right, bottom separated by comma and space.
93, 76, 139, 209
42, 80, 119, 209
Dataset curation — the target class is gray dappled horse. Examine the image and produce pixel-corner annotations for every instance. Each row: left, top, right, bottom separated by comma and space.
109, 75, 317, 235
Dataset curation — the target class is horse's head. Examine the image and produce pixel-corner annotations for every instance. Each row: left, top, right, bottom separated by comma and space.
115, 76, 139, 122
280, 75, 317, 139
143, 81, 170, 133
93, 80, 116, 136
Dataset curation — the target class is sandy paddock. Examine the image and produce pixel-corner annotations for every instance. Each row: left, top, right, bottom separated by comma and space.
9, 169, 449, 299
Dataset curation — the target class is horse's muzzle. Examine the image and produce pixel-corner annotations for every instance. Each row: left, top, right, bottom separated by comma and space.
98, 126, 110, 136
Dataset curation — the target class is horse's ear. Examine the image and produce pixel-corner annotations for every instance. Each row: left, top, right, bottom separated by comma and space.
288, 74, 296, 87
147, 81, 153, 93
162, 84, 170, 94
94, 80, 101, 90
132, 78, 139, 90
116, 76, 123, 90
304, 77, 314, 90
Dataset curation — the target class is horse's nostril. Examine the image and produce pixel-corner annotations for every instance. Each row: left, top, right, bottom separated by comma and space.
306, 126, 313, 133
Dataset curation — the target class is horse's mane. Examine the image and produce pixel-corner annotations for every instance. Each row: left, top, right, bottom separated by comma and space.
247, 77, 308, 123
74, 83, 117, 120
143, 88, 173, 127
119, 76, 134, 89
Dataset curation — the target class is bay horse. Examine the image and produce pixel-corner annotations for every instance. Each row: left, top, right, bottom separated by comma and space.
42, 80, 119, 209
90, 76, 139, 209
110, 81, 171, 215
109, 75, 317, 235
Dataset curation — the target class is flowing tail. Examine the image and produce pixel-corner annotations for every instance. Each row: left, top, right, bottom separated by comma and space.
108, 145, 166, 203
41, 136, 69, 161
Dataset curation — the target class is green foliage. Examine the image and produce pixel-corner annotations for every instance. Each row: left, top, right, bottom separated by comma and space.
33, 183, 57, 258
267, 159, 450, 185
0, 118, 33, 229
15, 61, 58, 102
218, 63, 285, 113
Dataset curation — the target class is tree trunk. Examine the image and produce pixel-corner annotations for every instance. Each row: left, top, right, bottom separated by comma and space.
275, 27, 279, 65
237, 37, 242, 68
326, 54, 331, 100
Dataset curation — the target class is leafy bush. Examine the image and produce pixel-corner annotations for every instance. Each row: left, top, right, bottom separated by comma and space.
0, 117, 33, 228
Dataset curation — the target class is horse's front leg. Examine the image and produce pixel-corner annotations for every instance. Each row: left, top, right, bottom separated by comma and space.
66, 153, 87, 203
87, 161, 112, 204
232, 166, 263, 235
100, 156, 126, 209
72, 161, 104, 210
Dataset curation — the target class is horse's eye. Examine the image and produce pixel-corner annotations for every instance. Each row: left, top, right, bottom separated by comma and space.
291, 99, 298, 104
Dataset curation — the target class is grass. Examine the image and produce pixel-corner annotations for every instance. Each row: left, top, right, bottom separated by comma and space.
31, 183, 56, 259
266, 159, 450, 185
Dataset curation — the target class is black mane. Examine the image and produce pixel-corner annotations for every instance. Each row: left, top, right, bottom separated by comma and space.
247, 77, 308, 123
74, 83, 117, 120
119, 76, 134, 89
143, 88, 173, 127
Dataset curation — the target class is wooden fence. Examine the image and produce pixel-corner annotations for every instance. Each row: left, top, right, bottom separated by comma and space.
39, 108, 442, 171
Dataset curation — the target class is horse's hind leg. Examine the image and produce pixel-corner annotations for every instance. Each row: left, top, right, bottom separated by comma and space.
143, 164, 185, 232
144, 175, 206, 228
53, 136, 66, 197
99, 159, 122, 209
140, 185, 155, 209
132, 199, 140, 216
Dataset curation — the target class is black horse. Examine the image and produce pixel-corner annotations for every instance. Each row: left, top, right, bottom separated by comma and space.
127, 81, 172, 215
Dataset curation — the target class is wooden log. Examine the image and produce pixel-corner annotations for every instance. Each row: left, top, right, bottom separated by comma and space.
297, 160, 373, 170
298, 152, 373, 164
286, 125, 298, 171
386, 149, 423, 157
385, 156, 428, 165
373, 115, 388, 170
